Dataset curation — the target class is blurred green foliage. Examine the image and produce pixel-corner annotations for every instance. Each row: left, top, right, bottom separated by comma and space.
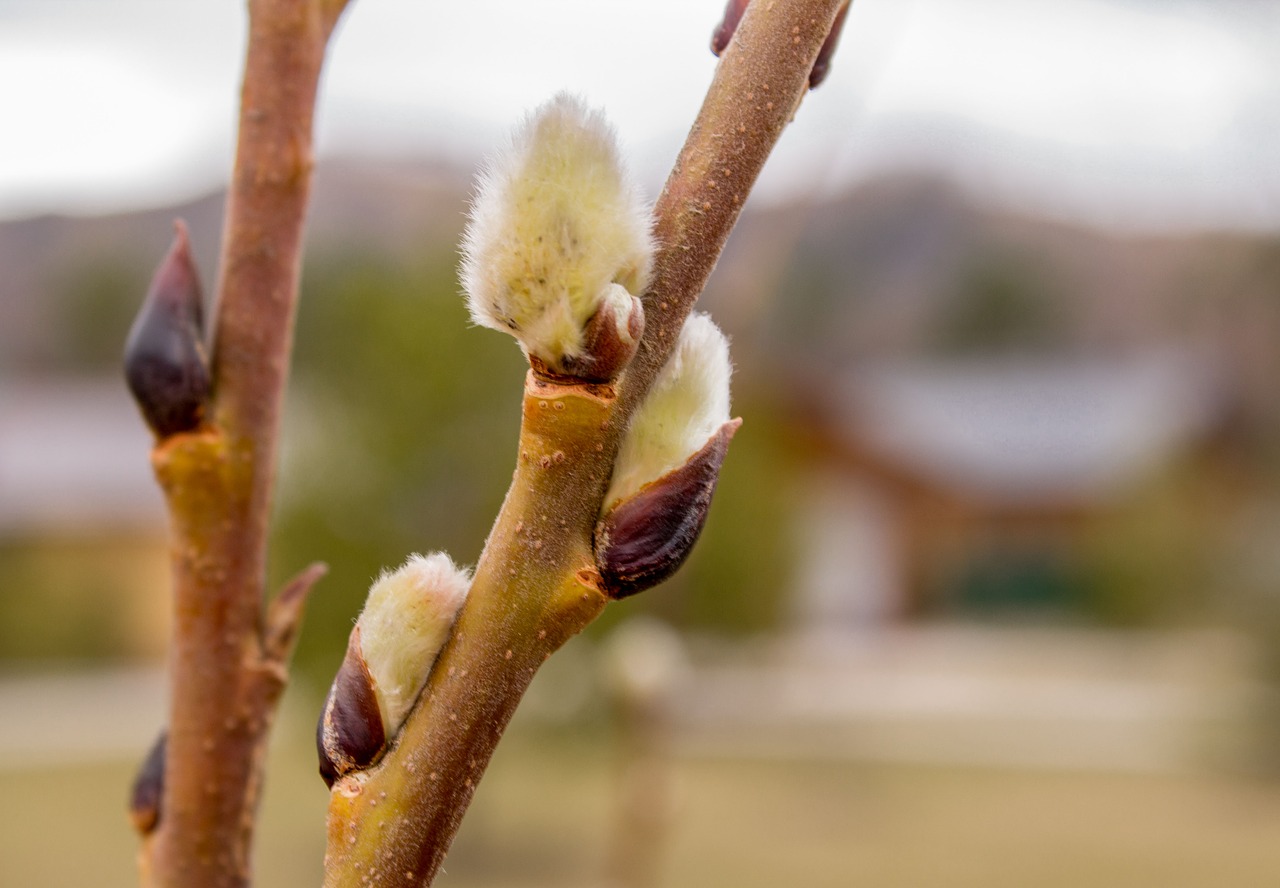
271, 250, 523, 684
0, 539, 155, 661
50, 254, 150, 373
932, 250, 1068, 356
1080, 466, 1214, 627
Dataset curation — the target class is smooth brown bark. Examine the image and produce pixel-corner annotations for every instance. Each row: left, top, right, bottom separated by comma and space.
139, 2, 349, 887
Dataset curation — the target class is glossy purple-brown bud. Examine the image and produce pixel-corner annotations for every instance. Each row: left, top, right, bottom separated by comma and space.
129, 729, 166, 836
317, 627, 386, 788
123, 220, 210, 438
809, 1, 851, 88
596, 419, 740, 599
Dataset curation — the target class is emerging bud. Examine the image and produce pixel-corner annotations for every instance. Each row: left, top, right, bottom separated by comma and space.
123, 220, 210, 438
604, 313, 733, 510
596, 313, 738, 598
596, 419, 738, 598
809, 1, 852, 88
711, 0, 851, 89
317, 553, 470, 786
710, 0, 749, 55
462, 93, 653, 378
129, 729, 167, 836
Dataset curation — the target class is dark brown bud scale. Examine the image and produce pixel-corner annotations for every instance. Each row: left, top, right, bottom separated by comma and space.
317, 627, 386, 788
123, 220, 210, 438
558, 291, 645, 383
129, 729, 167, 836
595, 419, 740, 599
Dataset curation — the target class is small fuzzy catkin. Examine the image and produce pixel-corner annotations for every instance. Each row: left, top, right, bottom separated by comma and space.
603, 313, 733, 510
356, 552, 471, 736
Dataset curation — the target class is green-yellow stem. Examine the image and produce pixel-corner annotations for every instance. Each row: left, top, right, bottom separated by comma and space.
323, 376, 614, 884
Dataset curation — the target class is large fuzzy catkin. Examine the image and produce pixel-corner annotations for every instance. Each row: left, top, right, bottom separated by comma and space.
461, 93, 653, 371
603, 313, 733, 510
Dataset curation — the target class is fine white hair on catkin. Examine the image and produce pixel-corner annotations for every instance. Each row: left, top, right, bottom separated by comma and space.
357, 552, 471, 735
604, 313, 733, 509
461, 92, 653, 367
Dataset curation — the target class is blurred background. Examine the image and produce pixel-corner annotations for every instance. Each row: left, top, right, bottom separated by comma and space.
3, 0, 1280, 885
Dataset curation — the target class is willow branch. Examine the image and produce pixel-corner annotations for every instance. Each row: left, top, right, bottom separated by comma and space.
136, 2, 351, 887
320, 2, 846, 885
618, 0, 841, 417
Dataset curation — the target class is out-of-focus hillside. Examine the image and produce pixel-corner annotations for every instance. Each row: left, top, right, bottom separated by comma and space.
3, 161, 1279, 686
6, 163, 1280, 381
0, 159, 470, 373
709, 177, 1279, 412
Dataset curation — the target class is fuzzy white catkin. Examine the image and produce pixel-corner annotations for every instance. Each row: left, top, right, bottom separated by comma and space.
357, 552, 471, 736
461, 92, 653, 368
603, 313, 732, 509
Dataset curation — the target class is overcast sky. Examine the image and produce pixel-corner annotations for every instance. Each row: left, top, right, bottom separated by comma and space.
1, 0, 1276, 231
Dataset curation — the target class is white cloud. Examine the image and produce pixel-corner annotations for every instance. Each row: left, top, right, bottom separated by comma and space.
0, 41, 215, 215
0, 0, 1275, 230
869, 0, 1263, 154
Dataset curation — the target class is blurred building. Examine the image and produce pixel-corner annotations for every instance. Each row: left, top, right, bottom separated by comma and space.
794, 350, 1230, 627
0, 378, 168, 660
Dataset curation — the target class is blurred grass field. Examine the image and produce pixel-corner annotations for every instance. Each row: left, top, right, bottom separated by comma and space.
6, 718, 1280, 888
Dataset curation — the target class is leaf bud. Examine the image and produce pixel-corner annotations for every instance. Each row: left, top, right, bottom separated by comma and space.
123, 220, 210, 438
317, 553, 470, 786
462, 93, 654, 379
128, 729, 167, 836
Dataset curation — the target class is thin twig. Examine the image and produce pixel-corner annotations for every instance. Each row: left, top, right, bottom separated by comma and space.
139, 2, 350, 887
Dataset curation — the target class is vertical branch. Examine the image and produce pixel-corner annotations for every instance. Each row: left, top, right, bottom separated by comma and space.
619, 0, 843, 415
138, 2, 351, 887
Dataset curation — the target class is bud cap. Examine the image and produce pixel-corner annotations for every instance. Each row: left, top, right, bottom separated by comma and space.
596, 419, 739, 598
317, 628, 386, 787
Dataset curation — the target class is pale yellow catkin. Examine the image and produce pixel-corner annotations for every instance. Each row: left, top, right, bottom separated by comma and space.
604, 313, 733, 510
357, 552, 471, 736
461, 92, 653, 369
